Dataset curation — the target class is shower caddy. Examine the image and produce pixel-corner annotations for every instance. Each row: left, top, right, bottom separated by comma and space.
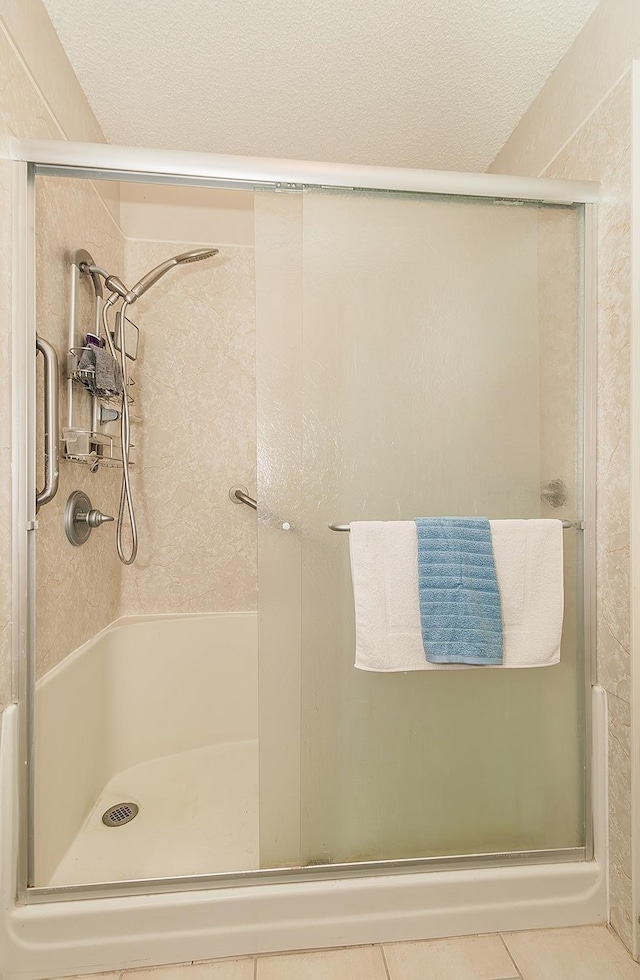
63, 248, 138, 469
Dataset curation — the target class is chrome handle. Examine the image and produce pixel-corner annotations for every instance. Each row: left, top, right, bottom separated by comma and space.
36, 335, 60, 512
64, 491, 113, 545
229, 485, 292, 530
229, 485, 257, 510
76, 509, 115, 528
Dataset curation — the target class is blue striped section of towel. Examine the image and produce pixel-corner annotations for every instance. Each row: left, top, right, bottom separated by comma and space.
415, 517, 504, 665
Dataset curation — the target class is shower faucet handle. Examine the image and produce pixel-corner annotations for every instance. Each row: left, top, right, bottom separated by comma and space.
64, 490, 114, 546
77, 508, 115, 528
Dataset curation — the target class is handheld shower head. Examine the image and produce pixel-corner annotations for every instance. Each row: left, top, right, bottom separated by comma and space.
174, 249, 220, 264
125, 248, 219, 303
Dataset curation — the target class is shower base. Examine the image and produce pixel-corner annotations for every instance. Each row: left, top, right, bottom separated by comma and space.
1, 694, 606, 980
48, 740, 259, 886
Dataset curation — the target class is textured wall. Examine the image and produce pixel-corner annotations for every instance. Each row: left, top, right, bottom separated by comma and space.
34, 176, 124, 678
490, 0, 639, 179
0, 5, 112, 710
544, 74, 633, 954
492, 66, 634, 950
0, 4, 258, 703
119, 238, 257, 616
542, 75, 633, 950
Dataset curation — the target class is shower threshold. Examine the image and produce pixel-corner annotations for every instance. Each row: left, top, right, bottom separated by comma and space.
32, 844, 587, 903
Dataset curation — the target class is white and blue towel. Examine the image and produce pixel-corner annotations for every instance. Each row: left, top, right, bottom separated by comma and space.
415, 517, 503, 666
349, 519, 564, 671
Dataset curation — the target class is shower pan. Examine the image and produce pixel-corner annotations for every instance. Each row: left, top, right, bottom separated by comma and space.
1, 139, 603, 979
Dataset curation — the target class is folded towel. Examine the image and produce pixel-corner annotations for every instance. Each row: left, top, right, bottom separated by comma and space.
489, 519, 564, 667
350, 521, 465, 671
415, 517, 503, 665
77, 346, 123, 398
350, 519, 563, 671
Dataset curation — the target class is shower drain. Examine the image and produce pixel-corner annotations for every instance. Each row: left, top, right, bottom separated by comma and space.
102, 802, 139, 827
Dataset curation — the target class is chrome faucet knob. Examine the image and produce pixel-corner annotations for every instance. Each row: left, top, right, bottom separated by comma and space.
84, 509, 115, 528
65, 491, 114, 546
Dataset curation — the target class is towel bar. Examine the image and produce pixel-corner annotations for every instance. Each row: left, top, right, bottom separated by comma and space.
328, 519, 581, 532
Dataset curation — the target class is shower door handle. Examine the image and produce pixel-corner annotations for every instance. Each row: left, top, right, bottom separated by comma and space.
230, 486, 257, 510
229, 485, 292, 530
36, 335, 60, 511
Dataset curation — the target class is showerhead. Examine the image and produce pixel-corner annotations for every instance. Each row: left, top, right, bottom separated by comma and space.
125, 248, 219, 303
175, 249, 219, 265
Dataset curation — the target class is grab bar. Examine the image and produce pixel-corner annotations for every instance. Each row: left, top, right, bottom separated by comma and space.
36, 335, 60, 512
329, 519, 580, 531
230, 486, 257, 510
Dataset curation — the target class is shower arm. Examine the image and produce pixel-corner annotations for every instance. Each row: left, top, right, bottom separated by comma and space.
82, 249, 219, 308
80, 263, 129, 302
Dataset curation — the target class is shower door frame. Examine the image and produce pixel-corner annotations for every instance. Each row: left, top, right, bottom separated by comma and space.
10, 138, 600, 906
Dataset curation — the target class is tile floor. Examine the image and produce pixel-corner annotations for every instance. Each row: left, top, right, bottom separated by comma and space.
51, 925, 640, 979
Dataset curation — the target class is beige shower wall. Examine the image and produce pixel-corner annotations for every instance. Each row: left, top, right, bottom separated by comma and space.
552, 78, 633, 949
0, 0, 259, 698
491, 2, 636, 948
119, 184, 255, 247
34, 177, 124, 678
119, 238, 257, 616
0, 2, 114, 709
553, 74, 634, 953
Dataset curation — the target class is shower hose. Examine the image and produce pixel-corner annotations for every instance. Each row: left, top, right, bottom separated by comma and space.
102, 297, 138, 565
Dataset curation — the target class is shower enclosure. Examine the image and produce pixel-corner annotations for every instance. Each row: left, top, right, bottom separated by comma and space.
256, 186, 590, 870
3, 140, 601, 977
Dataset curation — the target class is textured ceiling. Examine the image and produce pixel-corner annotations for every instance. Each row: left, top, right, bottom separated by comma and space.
42, 0, 599, 172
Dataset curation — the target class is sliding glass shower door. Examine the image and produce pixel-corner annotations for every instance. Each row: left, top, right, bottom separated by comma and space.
256, 188, 585, 868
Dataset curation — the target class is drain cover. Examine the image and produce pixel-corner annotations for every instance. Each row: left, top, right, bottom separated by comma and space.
102, 802, 139, 827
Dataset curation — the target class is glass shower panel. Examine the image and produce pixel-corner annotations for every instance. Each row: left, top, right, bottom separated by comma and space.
254, 191, 304, 869
292, 190, 583, 865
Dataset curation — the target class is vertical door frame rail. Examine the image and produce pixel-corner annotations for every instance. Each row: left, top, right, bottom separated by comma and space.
10, 138, 600, 905
630, 57, 640, 963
